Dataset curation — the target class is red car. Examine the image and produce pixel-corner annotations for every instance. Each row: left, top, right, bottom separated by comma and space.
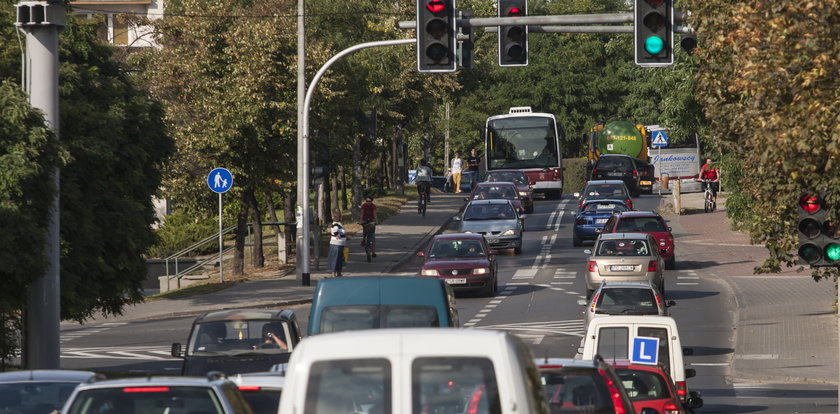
466, 182, 524, 214
483, 169, 534, 213
612, 362, 702, 414
601, 211, 676, 269
417, 233, 498, 297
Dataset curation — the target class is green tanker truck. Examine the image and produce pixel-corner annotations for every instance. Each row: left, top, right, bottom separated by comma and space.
585, 120, 649, 161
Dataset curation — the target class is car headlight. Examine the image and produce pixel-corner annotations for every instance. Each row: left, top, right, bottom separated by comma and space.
519, 191, 528, 197
420, 269, 438, 276
473, 268, 489, 275
501, 229, 515, 236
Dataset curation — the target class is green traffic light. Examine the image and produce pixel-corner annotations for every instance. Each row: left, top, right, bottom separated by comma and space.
799, 243, 822, 264
645, 36, 664, 55
826, 243, 840, 262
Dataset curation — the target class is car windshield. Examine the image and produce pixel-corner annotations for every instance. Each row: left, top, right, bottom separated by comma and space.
485, 172, 528, 185
596, 239, 650, 256
188, 320, 292, 356
596, 288, 658, 314
463, 204, 515, 220
582, 202, 627, 213
615, 217, 667, 233
616, 369, 672, 401
320, 305, 440, 333
65, 386, 224, 414
472, 186, 518, 201
540, 368, 612, 411
583, 184, 627, 198
429, 239, 485, 259
0, 382, 80, 413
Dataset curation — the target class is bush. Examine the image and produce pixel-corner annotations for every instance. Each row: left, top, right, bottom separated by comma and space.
563, 157, 590, 194
146, 210, 220, 258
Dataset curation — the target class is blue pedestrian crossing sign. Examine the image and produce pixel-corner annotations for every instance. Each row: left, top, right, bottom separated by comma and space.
631, 336, 660, 365
651, 130, 669, 147
207, 168, 233, 194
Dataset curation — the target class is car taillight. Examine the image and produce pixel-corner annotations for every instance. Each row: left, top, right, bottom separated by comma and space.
123, 387, 170, 393
599, 369, 628, 414
625, 199, 633, 209
675, 381, 687, 402
589, 293, 599, 312
592, 168, 597, 177
588, 260, 598, 272
632, 169, 638, 178
577, 218, 586, 225
647, 260, 658, 272
663, 402, 681, 414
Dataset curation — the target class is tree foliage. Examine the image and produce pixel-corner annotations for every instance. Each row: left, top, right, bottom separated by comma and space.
688, 0, 840, 277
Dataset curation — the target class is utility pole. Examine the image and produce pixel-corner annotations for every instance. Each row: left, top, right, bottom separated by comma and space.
444, 102, 450, 177
295, 0, 308, 285
15, 0, 65, 369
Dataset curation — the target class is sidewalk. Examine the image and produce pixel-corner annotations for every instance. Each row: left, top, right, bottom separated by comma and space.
64, 193, 465, 325
666, 191, 838, 384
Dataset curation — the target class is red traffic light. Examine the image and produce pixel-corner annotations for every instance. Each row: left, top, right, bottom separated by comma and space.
507, 7, 523, 16
645, 0, 665, 6
426, 0, 446, 13
799, 193, 822, 214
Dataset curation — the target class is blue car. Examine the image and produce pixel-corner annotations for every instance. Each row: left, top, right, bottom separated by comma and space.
572, 199, 630, 246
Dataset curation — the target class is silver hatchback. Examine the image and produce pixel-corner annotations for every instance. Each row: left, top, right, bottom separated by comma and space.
584, 233, 665, 299
577, 281, 675, 330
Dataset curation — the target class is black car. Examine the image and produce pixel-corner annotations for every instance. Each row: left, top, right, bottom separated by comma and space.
172, 309, 302, 376
537, 356, 637, 414
590, 154, 642, 197
633, 158, 655, 195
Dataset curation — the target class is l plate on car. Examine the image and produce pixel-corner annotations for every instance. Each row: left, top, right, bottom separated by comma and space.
445, 278, 467, 284
609, 265, 635, 271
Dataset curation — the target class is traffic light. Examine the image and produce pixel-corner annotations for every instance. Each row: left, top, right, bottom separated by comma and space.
680, 33, 697, 54
797, 192, 840, 266
498, 0, 528, 67
417, 0, 457, 73
634, 0, 673, 67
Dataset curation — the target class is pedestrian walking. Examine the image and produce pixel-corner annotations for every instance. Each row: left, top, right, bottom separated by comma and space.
466, 148, 480, 173
327, 210, 347, 277
451, 151, 463, 193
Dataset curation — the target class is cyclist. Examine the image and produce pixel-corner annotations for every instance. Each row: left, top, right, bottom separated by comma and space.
697, 158, 720, 203
415, 159, 433, 205
360, 196, 377, 258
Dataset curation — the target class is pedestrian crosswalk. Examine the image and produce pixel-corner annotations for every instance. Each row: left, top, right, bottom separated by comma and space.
61, 322, 128, 343
474, 320, 586, 343
61, 346, 178, 360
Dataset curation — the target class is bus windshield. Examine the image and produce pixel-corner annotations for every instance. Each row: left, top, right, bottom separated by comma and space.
487, 116, 558, 169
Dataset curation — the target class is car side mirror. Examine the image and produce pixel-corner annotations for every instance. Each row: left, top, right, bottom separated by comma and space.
452, 216, 461, 221
683, 347, 694, 356
489, 249, 499, 255
686, 391, 704, 409
685, 368, 697, 378
519, 214, 528, 220
171, 343, 183, 358
463, 197, 469, 202
583, 249, 592, 255
416, 251, 425, 257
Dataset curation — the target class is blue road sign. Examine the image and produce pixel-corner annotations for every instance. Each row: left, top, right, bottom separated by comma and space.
651, 130, 669, 147
631, 336, 660, 365
207, 168, 233, 194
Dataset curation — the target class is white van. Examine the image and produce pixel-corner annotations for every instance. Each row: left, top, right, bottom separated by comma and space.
577, 315, 697, 404
278, 328, 550, 414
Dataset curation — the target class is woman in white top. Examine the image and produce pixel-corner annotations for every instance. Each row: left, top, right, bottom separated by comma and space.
451, 151, 463, 193
327, 210, 347, 277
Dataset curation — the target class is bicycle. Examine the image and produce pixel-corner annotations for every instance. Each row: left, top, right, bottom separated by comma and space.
361, 220, 376, 262
418, 183, 429, 216
701, 179, 717, 213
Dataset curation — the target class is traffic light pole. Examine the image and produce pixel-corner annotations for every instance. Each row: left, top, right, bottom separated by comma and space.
299, 38, 414, 284
397, 12, 692, 33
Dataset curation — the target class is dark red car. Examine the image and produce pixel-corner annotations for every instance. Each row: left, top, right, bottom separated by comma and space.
417, 233, 498, 297
483, 169, 534, 213
466, 181, 524, 214
602, 211, 676, 269
612, 361, 702, 414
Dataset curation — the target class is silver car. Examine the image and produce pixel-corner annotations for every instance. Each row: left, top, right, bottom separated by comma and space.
584, 233, 665, 299
457, 199, 525, 254
577, 281, 675, 330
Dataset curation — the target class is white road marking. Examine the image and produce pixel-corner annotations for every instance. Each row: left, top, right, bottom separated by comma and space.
477, 320, 585, 338
513, 268, 539, 279
61, 346, 178, 360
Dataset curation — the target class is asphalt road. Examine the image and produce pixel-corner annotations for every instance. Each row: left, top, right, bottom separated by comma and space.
57, 194, 837, 412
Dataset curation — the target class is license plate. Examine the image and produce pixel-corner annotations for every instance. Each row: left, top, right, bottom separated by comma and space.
486, 237, 498, 244
610, 265, 636, 271
640, 180, 652, 186
595, 218, 608, 224
607, 172, 623, 177
445, 278, 467, 284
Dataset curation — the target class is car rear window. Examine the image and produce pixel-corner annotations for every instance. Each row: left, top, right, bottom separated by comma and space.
473, 185, 518, 200
615, 217, 667, 233
320, 306, 440, 333
0, 382, 80, 413
637, 327, 671, 377
540, 367, 612, 412
596, 239, 650, 256
304, 359, 391, 414
596, 157, 632, 170
616, 369, 672, 401
596, 327, 630, 360
583, 184, 627, 198
65, 386, 224, 414
239, 389, 281, 414
596, 288, 658, 315
412, 357, 501, 414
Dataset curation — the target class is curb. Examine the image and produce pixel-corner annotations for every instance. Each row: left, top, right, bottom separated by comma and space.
112, 297, 315, 324
381, 214, 456, 274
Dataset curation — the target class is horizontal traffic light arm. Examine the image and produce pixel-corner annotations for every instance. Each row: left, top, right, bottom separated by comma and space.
398, 11, 689, 29
484, 25, 693, 34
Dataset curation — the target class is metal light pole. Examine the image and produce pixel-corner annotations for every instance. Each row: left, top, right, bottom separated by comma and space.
15, 0, 65, 369
295, 0, 307, 284
298, 39, 414, 283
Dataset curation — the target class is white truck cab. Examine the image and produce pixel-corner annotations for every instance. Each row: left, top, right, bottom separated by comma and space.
577, 315, 698, 405
278, 328, 549, 414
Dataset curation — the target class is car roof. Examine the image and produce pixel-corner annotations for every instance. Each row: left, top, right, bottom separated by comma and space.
596, 232, 652, 240
74, 376, 231, 391
582, 199, 628, 206
585, 180, 626, 186
432, 233, 485, 241
485, 169, 526, 174
196, 309, 295, 323
465, 199, 514, 206
614, 211, 663, 218
599, 281, 656, 289
474, 181, 516, 187
229, 372, 285, 389
0, 370, 99, 383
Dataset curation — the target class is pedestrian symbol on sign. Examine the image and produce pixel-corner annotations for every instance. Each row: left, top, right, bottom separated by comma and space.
207, 168, 233, 194
651, 130, 669, 147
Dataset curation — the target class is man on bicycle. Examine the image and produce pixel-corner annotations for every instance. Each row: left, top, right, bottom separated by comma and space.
360, 196, 377, 258
415, 159, 433, 204
697, 158, 720, 202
